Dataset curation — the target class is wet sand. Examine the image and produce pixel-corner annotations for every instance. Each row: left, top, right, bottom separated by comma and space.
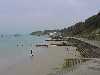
66, 59, 100, 75
0, 46, 80, 75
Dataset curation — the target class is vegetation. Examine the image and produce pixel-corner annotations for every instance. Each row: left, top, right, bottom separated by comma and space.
31, 12, 100, 40
30, 31, 44, 36
61, 12, 100, 40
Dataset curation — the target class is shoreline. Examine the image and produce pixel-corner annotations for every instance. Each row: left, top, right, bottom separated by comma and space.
46, 37, 100, 75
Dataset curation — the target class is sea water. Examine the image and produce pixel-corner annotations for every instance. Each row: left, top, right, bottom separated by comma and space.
0, 35, 47, 58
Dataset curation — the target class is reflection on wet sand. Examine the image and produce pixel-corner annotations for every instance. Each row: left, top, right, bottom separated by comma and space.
48, 58, 90, 75
88, 59, 100, 71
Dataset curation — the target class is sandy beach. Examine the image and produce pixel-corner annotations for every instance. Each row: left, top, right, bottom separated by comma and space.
0, 45, 80, 75
66, 59, 100, 75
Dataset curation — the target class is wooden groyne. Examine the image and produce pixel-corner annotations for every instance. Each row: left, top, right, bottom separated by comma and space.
45, 39, 67, 41
35, 44, 48, 47
67, 38, 100, 58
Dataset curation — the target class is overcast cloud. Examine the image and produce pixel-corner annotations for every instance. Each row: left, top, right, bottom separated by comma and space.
0, 0, 100, 33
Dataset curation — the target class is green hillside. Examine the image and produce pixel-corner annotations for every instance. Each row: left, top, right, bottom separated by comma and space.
31, 12, 100, 40
61, 12, 100, 40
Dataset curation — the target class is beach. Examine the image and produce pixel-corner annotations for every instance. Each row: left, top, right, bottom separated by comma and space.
0, 44, 80, 75
0, 35, 100, 75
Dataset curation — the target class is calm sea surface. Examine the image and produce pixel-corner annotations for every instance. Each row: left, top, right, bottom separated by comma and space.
0, 35, 48, 58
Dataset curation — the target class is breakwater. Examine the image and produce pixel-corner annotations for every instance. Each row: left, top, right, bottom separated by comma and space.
67, 38, 100, 58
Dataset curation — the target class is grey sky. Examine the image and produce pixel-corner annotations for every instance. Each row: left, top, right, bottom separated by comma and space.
0, 0, 100, 34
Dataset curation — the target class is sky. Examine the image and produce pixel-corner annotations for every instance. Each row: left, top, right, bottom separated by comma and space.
0, 0, 100, 34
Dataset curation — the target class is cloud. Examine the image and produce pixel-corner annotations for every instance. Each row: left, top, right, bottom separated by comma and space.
0, 0, 100, 33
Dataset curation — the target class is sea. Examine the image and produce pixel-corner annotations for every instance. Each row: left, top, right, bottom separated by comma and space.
0, 34, 48, 58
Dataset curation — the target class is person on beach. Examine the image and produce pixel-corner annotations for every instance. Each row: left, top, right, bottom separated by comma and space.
30, 50, 34, 56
